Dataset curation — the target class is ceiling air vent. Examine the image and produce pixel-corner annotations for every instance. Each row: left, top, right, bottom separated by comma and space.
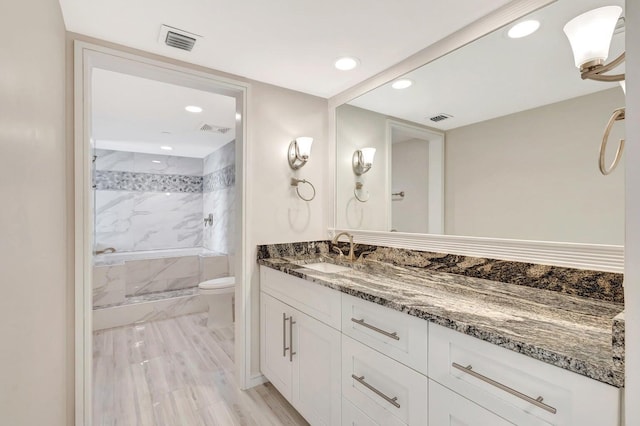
429, 113, 453, 123
199, 123, 232, 134
158, 25, 202, 52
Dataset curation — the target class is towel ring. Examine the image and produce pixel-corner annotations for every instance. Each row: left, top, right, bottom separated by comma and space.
290, 178, 316, 201
599, 107, 625, 175
354, 182, 369, 203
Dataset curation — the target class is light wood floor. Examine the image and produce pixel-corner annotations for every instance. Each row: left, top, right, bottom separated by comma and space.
93, 312, 309, 426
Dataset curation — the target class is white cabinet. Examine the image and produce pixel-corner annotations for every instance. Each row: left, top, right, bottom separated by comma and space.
342, 335, 428, 425
260, 268, 341, 426
429, 323, 621, 426
429, 380, 515, 426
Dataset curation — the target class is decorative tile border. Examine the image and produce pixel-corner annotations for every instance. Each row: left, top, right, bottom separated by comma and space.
203, 165, 235, 192
95, 170, 203, 193
257, 241, 624, 303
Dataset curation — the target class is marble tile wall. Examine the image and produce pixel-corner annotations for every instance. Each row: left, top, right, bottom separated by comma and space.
94, 149, 204, 252
203, 141, 236, 255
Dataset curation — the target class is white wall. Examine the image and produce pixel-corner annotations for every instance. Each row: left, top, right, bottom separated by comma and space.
0, 0, 69, 424
392, 138, 430, 233
625, 0, 640, 423
247, 81, 328, 378
445, 88, 625, 245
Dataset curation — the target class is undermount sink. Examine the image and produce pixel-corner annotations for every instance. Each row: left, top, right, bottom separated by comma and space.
300, 262, 352, 274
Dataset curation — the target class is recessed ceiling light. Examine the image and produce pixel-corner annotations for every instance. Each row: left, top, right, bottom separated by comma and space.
151, 160, 162, 164
392, 79, 413, 89
185, 105, 203, 113
508, 20, 540, 39
334, 57, 360, 71
160, 146, 173, 151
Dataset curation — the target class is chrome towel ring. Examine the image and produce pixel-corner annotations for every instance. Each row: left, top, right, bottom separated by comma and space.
599, 107, 625, 175
354, 181, 369, 203
290, 177, 316, 201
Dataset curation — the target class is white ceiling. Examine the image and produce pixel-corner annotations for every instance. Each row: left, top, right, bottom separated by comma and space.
92, 69, 236, 158
58, 0, 512, 98
349, 0, 625, 131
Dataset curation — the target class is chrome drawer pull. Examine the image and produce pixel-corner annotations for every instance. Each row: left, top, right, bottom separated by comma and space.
351, 374, 401, 408
452, 363, 557, 415
289, 316, 296, 362
283, 314, 291, 357
351, 318, 400, 341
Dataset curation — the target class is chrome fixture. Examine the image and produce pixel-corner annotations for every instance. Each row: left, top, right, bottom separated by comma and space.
352, 147, 376, 175
392, 191, 405, 198
204, 213, 213, 226
351, 375, 401, 408
290, 178, 316, 201
452, 363, 556, 414
351, 318, 399, 340
288, 137, 313, 169
563, 6, 626, 175
354, 181, 369, 203
94, 247, 116, 255
332, 231, 356, 262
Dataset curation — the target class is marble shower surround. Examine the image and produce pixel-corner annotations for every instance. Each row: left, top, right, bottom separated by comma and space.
257, 241, 625, 387
203, 141, 236, 254
94, 149, 205, 251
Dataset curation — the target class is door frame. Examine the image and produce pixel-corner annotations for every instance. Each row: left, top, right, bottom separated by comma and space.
73, 41, 252, 425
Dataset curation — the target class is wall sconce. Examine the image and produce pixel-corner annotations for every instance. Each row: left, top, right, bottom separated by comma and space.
288, 137, 313, 169
352, 147, 376, 175
563, 6, 624, 82
564, 6, 626, 175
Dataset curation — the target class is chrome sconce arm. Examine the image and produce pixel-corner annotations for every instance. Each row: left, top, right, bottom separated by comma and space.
599, 107, 625, 175
580, 52, 625, 83
291, 178, 316, 201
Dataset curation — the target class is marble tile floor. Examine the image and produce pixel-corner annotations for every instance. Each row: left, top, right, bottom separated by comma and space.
93, 312, 308, 425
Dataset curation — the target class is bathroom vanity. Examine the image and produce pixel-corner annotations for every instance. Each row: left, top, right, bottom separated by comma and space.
257, 242, 623, 426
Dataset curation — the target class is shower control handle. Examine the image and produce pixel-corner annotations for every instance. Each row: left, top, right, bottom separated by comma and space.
204, 213, 213, 226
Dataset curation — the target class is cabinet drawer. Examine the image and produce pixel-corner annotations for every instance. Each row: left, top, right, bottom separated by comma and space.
429, 379, 514, 426
342, 294, 428, 375
342, 397, 405, 426
342, 335, 428, 425
260, 266, 341, 329
429, 323, 620, 426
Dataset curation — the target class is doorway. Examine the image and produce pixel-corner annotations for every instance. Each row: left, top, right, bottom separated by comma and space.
74, 42, 252, 424
386, 120, 444, 234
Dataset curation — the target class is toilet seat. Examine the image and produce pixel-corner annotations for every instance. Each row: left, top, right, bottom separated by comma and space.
199, 277, 235, 295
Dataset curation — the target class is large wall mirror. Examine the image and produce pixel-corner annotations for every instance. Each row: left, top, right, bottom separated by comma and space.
335, 0, 625, 246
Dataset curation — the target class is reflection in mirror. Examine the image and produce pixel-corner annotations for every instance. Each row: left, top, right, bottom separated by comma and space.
336, 0, 625, 245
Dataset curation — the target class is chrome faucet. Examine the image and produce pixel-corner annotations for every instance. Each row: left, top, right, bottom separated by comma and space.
94, 247, 116, 255
331, 232, 356, 262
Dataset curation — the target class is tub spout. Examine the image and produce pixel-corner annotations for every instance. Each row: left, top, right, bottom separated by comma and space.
94, 247, 116, 255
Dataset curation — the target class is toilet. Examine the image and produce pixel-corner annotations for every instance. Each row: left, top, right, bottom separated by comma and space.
198, 276, 235, 328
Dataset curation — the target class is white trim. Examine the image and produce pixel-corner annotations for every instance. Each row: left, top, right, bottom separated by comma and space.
386, 120, 445, 234
329, 228, 624, 273
73, 41, 252, 425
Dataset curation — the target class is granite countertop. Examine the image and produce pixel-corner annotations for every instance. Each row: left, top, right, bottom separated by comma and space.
258, 254, 625, 388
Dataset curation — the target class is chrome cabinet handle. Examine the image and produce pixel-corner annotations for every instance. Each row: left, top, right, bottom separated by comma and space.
282, 313, 289, 357
351, 318, 399, 341
452, 363, 557, 414
351, 374, 401, 408
289, 317, 296, 362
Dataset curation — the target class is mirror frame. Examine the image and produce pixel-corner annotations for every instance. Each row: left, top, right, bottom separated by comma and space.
327, 0, 623, 273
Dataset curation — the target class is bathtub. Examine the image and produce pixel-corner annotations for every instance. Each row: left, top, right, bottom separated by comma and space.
92, 246, 232, 330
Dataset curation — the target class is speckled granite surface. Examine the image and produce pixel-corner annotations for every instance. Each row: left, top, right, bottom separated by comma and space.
613, 312, 625, 370
257, 242, 625, 387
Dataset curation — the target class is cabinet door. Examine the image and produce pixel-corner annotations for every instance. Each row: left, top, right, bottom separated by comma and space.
291, 309, 342, 425
429, 380, 514, 426
260, 292, 293, 399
